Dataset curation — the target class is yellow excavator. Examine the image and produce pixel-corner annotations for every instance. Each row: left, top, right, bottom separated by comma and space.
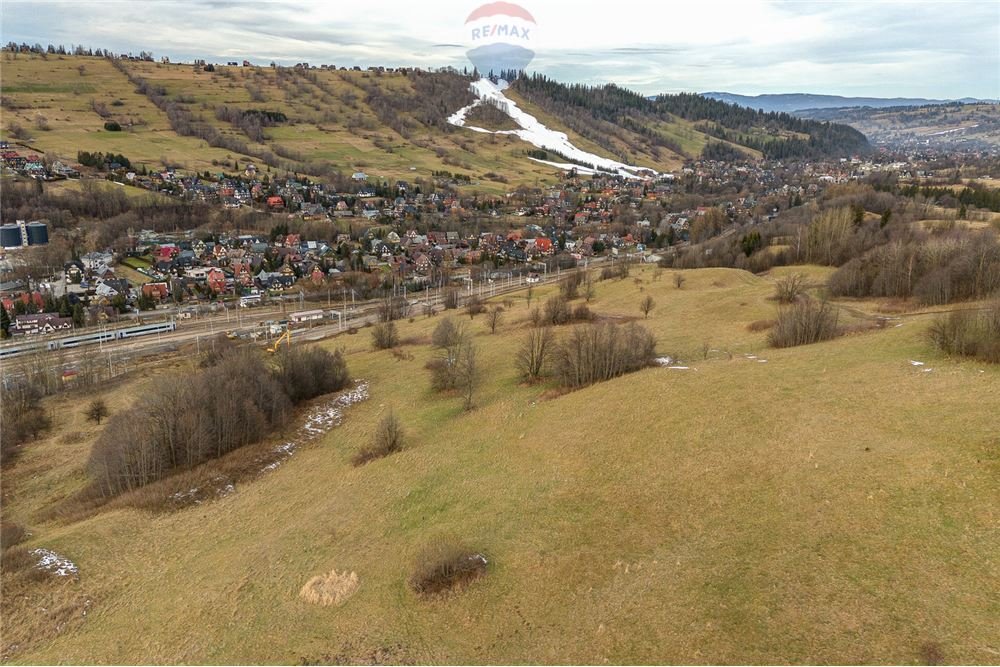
266, 329, 291, 353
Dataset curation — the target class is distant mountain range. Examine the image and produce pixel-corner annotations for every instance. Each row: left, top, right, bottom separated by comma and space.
697, 93, 988, 114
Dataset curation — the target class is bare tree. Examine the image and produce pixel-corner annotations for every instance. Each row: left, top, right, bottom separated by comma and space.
640, 295, 655, 319
429, 318, 466, 391
516, 326, 554, 382
583, 274, 596, 302
456, 338, 478, 411
486, 306, 504, 333
85, 398, 110, 425
673, 273, 686, 289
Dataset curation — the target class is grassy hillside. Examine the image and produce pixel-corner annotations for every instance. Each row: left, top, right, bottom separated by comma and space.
1, 53, 689, 191
1, 53, 861, 193
3, 266, 998, 665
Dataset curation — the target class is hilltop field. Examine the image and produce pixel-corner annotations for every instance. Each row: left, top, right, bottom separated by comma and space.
2, 265, 997, 665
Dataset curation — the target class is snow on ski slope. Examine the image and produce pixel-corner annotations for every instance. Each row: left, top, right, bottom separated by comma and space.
448, 78, 655, 178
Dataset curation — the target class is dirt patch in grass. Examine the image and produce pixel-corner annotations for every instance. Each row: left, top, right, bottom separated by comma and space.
746, 319, 776, 332
299, 569, 360, 607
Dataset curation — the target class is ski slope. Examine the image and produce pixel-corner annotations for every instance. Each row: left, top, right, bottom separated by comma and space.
447, 78, 655, 178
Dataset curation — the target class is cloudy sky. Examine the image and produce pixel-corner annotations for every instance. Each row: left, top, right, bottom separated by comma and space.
3, 0, 998, 98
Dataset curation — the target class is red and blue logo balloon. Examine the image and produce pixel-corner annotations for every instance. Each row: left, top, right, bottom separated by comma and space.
465, 2, 536, 78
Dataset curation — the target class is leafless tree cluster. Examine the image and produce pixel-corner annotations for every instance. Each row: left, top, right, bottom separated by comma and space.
378, 294, 407, 322
515, 326, 554, 382
274, 346, 350, 403
600, 263, 630, 281
88, 346, 349, 496
927, 301, 1000, 363
552, 322, 657, 389
828, 233, 1000, 305
767, 299, 841, 348
531, 295, 592, 327
0, 379, 50, 465
426, 318, 479, 408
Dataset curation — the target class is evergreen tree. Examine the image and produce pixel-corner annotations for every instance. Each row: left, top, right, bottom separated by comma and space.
72, 303, 86, 328
0, 306, 11, 338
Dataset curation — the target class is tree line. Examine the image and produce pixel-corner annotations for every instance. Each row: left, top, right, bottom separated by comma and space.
87, 346, 351, 496
511, 73, 870, 160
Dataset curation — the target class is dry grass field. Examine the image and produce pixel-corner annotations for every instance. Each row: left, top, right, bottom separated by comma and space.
2, 265, 998, 665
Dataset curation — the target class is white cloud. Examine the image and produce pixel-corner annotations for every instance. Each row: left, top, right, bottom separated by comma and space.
2, 0, 997, 98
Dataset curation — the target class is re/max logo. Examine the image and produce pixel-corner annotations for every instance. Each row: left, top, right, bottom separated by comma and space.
470, 24, 531, 40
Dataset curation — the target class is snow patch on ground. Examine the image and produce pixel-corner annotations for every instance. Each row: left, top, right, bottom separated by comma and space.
448, 78, 655, 178
260, 380, 370, 473
169, 476, 237, 506
655, 356, 693, 370
909, 360, 925, 366
32, 549, 79, 578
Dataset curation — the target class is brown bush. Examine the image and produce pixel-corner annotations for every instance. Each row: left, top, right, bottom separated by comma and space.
370, 321, 399, 350
926, 302, 1000, 363
353, 410, 404, 465
1, 545, 35, 574
0, 522, 27, 551
465, 296, 485, 318
553, 321, 657, 389
275, 346, 351, 403
747, 319, 776, 332
409, 539, 488, 596
773, 273, 806, 303
768, 299, 841, 348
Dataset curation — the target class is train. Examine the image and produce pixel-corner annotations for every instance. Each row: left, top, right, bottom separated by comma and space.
0, 321, 177, 360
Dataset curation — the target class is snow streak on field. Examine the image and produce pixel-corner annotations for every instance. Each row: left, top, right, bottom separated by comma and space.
32, 549, 79, 578
448, 78, 655, 178
260, 380, 371, 473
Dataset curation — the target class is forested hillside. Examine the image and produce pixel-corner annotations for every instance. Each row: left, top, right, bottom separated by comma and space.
511, 74, 870, 160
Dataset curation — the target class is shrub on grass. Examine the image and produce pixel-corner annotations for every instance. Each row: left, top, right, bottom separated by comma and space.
553, 322, 657, 389
409, 539, 488, 596
768, 299, 841, 348
275, 347, 350, 403
926, 302, 1000, 363
747, 319, 776, 332
0, 522, 27, 551
353, 411, 404, 465
773, 273, 806, 303
370, 321, 399, 350
465, 296, 485, 318
0, 545, 35, 575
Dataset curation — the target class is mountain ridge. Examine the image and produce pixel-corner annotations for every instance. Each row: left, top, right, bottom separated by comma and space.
695, 92, 990, 114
